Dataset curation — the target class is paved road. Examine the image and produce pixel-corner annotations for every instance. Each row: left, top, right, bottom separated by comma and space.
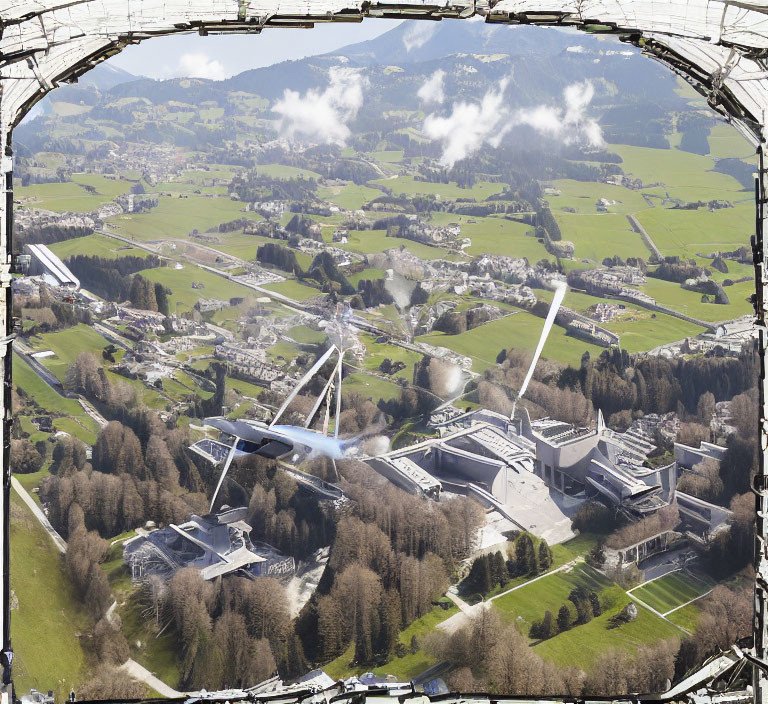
11, 477, 67, 554
120, 659, 185, 698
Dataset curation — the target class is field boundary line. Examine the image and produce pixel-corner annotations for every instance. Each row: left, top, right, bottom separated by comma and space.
627, 567, 684, 593
626, 591, 691, 635
663, 588, 714, 617
487, 557, 583, 603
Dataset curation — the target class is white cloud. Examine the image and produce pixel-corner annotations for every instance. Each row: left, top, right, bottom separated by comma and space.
417, 70, 446, 105
272, 67, 368, 146
176, 52, 226, 80
514, 81, 603, 147
403, 22, 437, 52
422, 79, 512, 168
422, 79, 603, 167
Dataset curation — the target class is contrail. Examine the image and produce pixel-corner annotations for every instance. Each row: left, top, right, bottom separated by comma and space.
513, 281, 567, 416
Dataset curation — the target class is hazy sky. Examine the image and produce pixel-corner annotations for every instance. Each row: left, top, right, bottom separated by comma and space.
109, 20, 402, 80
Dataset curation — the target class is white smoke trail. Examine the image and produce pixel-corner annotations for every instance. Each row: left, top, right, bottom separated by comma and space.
273, 67, 368, 146
516, 281, 567, 405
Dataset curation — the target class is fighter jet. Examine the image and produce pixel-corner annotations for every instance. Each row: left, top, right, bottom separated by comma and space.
203, 343, 349, 510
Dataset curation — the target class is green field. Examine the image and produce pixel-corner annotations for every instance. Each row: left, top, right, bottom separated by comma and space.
635, 202, 753, 258
261, 279, 321, 302
337, 229, 454, 261
255, 163, 323, 180
603, 310, 706, 352
532, 595, 681, 670
418, 311, 604, 370
666, 602, 701, 632
342, 372, 403, 402
630, 571, 713, 615
137, 264, 255, 311
641, 276, 752, 322
317, 184, 382, 211
49, 233, 152, 260
609, 143, 747, 203
462, 217, 546, 261
370, 175, 506, 201
492, 562, 681, 670
546, 180, 653, 214
17, 174, 133, 213
11, 492, 90, 699
27, 324, 110, 383
555, 212, 651, 263
107, 196, 259, 241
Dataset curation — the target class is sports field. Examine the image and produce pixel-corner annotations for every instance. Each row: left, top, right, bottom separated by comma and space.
630, 571, 714, 615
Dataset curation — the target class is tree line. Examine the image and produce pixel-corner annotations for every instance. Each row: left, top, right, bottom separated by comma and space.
65, 254, 169, 313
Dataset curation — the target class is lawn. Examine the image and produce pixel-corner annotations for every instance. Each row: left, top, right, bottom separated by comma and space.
601, 309, 706, 352
493, 563, 612, 626
317, 184, 382, 211
14, 354, 82, 413
342, 372, 403, 403
338, 229, 455, 261
261, 279, 321, 302
491, 562, 681, 671
359, 337, 421, 382
706, 123, 755, 160
545, 180, 653, 214
370, 175, 506, 201
27, 324, 110, 383
554, 212, 651, 263
666, 602, 701, 632
609, 143, 747, 202
418, 311, 604, 371
11, 492, 91, 700
49, 233, 152, 260
137, 264, 255, 311
255, 163, 323, 180
17, 174, 133, 213
532, 596, 681, 670
462, 218, 547, 261
635, 202, 754, 258
641, 276, 753, 322
630, 571, 713, 615
106, 195, 259, 241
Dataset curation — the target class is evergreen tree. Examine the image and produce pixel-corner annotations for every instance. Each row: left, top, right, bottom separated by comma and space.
557, 604, 573, 632
538, 539, 553, 573
516, 534, 538, 575
490, 551, 509, 587
589, 591, 602, 617
155, 282, 170, 316
587, 539, 606, 568
541, 610, 557, 639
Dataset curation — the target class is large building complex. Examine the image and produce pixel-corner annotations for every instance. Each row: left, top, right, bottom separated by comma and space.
366, 406, 713, 545
123, 507, 295, 582
23, 243, 80, 290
